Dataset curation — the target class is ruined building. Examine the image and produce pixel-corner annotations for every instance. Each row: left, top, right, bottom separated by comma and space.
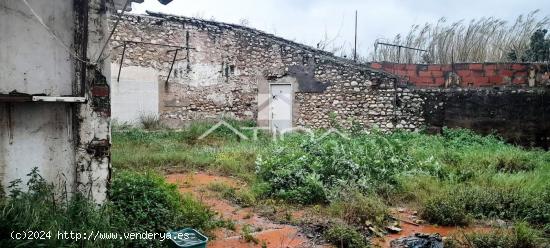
111, 12, 550, 148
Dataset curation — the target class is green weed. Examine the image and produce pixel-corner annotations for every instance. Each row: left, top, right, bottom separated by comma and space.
241, 224, 259, 244
328, 190, 389, 227
459, 222, 544, 248
323, 223, 369, 248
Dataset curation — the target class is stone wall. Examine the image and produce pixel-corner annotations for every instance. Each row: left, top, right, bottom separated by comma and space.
111, 13, 549, 148
111, 13, 420, 131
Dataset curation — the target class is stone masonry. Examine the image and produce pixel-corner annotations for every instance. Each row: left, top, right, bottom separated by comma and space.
110, 12, 422, 131
111, 13, 549, 147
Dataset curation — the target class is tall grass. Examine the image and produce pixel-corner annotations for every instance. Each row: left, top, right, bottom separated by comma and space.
451, 222, 544, 248
372, 10, 550, 63
112, 119, 268, 181
138, 112, 164, 130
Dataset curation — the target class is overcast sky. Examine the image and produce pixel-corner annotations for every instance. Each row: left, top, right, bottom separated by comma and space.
130, 0, 548, 56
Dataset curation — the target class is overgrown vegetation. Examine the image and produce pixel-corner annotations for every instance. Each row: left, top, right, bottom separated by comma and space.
138, 112, 165, 130
323, 223, 369, 248
206, 181, 257, 207
256, 130, 416, 204
112, 119, 265, 178
1, 168, 124, 247
449, 222, 545, 248
0, 169, 218, 248
372, 10, 550, 63
109, 171, 216, 247
327, 190, 389, 227
3, 120, 539, 247
255, 128, 549, 234
111, 121, 550, 247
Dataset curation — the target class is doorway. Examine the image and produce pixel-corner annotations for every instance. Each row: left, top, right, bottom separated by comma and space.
269, 84, 292, 134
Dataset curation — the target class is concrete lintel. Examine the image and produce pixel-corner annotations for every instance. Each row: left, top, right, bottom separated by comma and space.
32, 96, 87, 103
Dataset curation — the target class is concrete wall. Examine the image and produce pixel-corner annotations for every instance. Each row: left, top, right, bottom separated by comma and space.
419, 88, 550, 148
0, 0, 116, 202
0, 0, 74, 96
110, 64, 159, 124
0, 0, 78, 194
0, 103, 75, 192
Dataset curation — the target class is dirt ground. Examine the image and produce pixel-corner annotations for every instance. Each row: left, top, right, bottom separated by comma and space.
166, 172, 316, 248
166, 172, 490, 248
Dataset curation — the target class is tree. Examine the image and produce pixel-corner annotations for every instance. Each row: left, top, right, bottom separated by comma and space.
526, 29, 549, 61
509, 29, 549, 62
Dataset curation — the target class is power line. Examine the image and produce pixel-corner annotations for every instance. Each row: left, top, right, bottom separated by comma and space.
95, 0, 132, 64
21, 0, 92, 65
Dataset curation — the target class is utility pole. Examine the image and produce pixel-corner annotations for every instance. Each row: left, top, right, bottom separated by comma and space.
354, 10, 358, 62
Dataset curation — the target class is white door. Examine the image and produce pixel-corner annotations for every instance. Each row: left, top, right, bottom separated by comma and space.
270, 84, 292, 134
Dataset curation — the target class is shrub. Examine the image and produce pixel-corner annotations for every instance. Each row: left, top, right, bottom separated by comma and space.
323, 223, 369, 248
256, 132, 416, 204
328, 191, 389, 227
421, 190, 470, 226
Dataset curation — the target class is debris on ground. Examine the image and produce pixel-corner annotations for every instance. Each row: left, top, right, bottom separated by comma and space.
386, 225, 403, 234
389, 233, 443, 248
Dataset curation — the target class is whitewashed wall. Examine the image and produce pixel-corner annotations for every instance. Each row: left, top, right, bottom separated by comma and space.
0, 0, 77, 194
110, 64, 159, 124
0, 0, 74, 96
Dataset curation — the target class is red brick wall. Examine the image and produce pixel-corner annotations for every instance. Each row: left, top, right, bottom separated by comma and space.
368, 62, 550, 87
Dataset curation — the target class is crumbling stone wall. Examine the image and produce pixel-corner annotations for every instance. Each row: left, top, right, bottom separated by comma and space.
111, 13, 549, 147
111, 13, 420, 131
